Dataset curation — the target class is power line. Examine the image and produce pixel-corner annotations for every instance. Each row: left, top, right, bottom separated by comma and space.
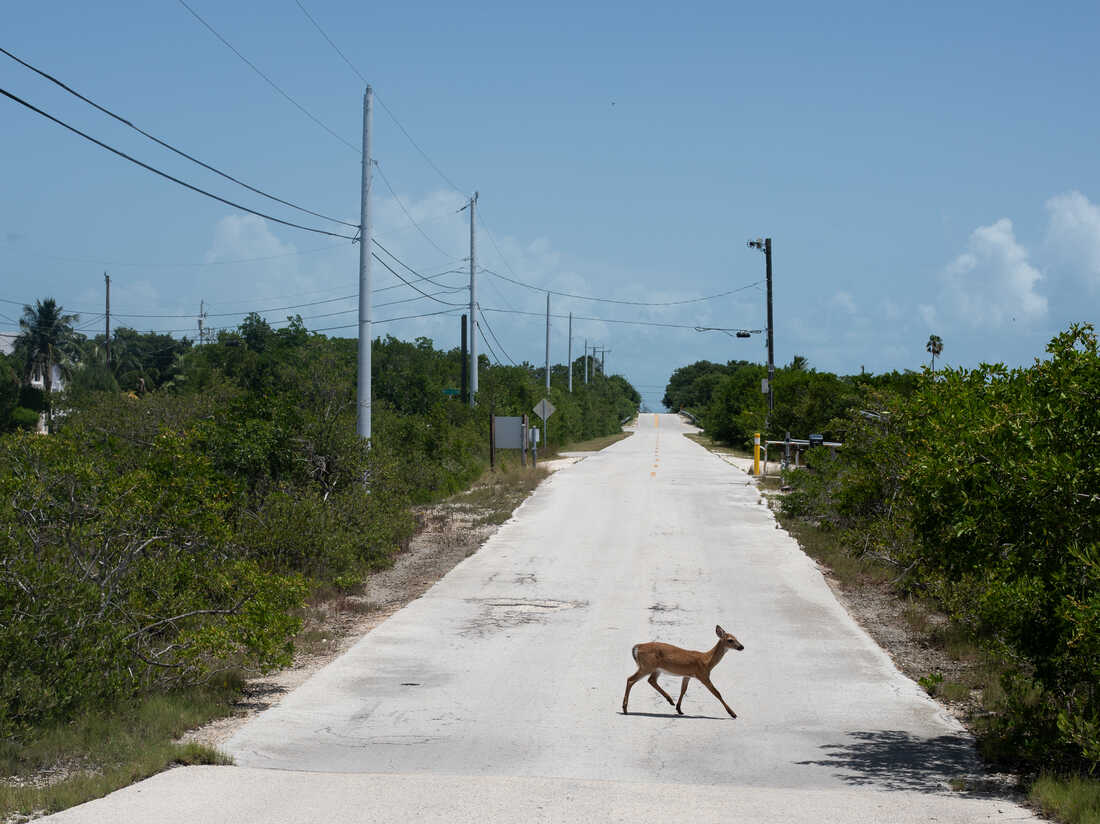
293, 0, 367, 85
291, 0, 466, 193
476, 321, 502, 365
482, 306, 758, 332
481, 266, 762, 307
1, 87, 358, 241
0, 47, 357, 230
374, 161, 462, 260
372, 239, 468, 292
370, 253, 468, 307
477, 308, 517, 365
5, 242, 349, 269
177, 0, 359, 154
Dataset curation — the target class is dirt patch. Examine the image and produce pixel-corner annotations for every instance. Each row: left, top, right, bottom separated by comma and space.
183, 462, 563, 752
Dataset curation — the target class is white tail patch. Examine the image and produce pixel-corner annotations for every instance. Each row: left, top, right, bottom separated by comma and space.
631, 644, 639, 662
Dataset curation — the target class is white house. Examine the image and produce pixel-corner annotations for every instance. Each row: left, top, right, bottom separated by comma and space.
0, 331, 66, 432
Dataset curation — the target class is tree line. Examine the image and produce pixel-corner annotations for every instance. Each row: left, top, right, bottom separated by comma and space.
0, 298, 639, 738
670, 325, 1099, 777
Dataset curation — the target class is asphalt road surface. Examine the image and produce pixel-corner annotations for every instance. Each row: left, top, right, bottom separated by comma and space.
45, 414, 1039, 823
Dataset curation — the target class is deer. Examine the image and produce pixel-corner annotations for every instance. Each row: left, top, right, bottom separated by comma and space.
622, 625, 744, 718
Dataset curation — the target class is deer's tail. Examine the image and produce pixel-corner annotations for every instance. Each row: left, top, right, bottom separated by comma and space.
631, 644, 639, 663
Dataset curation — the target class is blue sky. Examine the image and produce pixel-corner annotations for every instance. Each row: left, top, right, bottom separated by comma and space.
3, 1, 1099, 410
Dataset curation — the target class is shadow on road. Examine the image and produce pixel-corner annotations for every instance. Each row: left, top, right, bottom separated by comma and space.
620, 711, 727, 720
794, 730, 1012, 797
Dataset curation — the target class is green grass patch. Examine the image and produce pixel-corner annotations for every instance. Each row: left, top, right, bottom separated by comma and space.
1030, 774, 1100, 824
558, 431, 632, 453
777, 515, 893, 588
683, 431, 753, 459
0, 684, 236, 819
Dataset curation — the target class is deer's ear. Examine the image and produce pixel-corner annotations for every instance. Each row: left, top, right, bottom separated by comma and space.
715, 624, 725, 637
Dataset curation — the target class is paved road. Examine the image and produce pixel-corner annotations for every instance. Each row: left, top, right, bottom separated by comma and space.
46, 414, 1038, 822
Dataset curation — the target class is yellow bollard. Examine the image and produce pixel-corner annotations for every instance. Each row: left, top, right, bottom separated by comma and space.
753, 432, 761, 476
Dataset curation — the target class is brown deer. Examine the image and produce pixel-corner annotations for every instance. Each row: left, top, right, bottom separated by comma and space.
622, 625, 744, 718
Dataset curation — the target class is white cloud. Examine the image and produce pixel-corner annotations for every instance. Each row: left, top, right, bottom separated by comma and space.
830, 291, 856, 313
941, 218, 1046, 328
1045, 190, 1100, 290
918, 304, 937, 328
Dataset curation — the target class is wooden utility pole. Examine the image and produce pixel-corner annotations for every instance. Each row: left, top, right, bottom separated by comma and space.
104, 272, 110, 365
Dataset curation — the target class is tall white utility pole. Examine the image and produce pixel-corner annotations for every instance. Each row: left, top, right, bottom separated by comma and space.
584, 338, 588, 384
544, 292, 551, 395
567, 312, 573, 392
198, 299, 207, 345
468, 191, 479, 407
356, 85, 373, 440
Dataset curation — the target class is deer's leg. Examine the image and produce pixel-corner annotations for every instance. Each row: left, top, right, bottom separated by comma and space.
646, 673, 675, 707
675, 676, 690, 715
622, 670, 646, 713
698, 675, 737, 718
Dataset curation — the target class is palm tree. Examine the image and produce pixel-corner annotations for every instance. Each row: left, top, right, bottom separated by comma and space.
925, 334, 944, 375
17, 298, 79, 426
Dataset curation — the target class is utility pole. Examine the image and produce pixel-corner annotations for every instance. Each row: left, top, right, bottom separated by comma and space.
356, 85, 373, 440
747, 237, 775, 425
468, 191, 479, 407
568, 312, 573, 392
460, 314, 468, 404
584, 338, 588, 384
544, 292, 550, 395
198, 299, 206, 345
104, 272, 110, 366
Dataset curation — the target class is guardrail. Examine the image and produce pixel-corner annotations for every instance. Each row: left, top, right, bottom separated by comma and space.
679, 409, 700, 425
763, 437, 841, 475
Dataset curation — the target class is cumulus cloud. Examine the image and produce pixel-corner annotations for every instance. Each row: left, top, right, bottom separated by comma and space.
1045, 190, 1100, 290
941, 218, 1046, 328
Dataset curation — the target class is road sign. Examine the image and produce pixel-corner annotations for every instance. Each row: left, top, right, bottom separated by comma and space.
493, 416, 524, 449
533, 398, 555, 421
443, 388, 461, 397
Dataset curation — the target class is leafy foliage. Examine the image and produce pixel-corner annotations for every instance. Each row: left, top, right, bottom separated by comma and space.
779, 324, 1100, 774
1, 307, 639, 738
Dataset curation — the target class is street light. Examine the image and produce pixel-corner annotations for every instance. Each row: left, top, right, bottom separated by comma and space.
747, 237, 774, 429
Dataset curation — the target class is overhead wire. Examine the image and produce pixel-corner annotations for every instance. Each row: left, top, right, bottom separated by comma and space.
370, 253, 468, 306
477, 308, 517, 365
0, 47, 358, 230
7, 242, 349, 269
481, 306, 758, 332
476, 321, 502, 365
0, 88, 357, 240
481, 266, 762, 307
374, 160, 462, 260
176, 0, 359, 154
291, 0, 465, 194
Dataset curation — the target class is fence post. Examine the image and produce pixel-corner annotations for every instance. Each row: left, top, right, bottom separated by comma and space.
753, 432, 761, 476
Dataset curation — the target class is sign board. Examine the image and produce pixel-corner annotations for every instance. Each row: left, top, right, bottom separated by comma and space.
493, 416, 525, 450
533, 398, 555, 421
761, 378, 769, 394
442, 388, 461, 396
529, 428, 540, 444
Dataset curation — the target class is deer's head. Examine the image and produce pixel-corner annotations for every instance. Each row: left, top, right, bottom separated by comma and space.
716, 624, 744, 651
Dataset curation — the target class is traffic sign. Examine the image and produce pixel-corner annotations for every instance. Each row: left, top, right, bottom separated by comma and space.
533, 398, 555, 420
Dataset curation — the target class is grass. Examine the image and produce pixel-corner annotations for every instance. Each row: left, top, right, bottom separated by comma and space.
0, 685, 235, 819
777, 515, 893, 588
556, 431, 633, 453
1031, 774, 1100, 824
683, 431, 753, 459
